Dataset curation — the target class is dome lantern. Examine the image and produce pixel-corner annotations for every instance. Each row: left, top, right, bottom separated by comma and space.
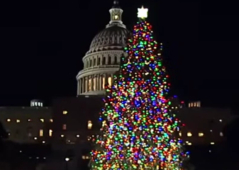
106, 0, 126, 28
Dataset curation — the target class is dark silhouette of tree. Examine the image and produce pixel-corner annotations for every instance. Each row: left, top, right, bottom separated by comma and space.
223, 117, 239, 151
0, 121, 8, 160
0, 121, 8, 140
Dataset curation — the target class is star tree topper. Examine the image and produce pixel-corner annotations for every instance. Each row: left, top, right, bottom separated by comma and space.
137, 6, 148, 19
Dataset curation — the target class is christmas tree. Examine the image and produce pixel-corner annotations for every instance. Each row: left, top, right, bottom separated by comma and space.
90, 6, 188, 170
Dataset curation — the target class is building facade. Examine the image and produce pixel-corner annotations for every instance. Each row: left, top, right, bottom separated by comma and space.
177, 107, 236, 146
0, 99, 52, 144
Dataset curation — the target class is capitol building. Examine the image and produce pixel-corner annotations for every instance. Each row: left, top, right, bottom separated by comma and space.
76, 0, 131, 96
0, 1, 237, 170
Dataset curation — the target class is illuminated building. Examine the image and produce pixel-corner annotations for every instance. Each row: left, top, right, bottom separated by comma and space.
0, 99, 51, 144
76, 0, 130, 96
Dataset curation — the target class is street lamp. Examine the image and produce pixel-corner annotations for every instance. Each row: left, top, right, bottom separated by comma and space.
65, 157, 70, 170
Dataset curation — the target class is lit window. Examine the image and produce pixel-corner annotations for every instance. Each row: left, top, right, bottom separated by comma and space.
108, 76, 112, 86
82, 156, 85, 159
50, 119, 53, 122
7, 119, 11, 122
179, 132, 182, 137
210, 142, 215, 145
88, 120, 93, 129
196, 102, 200, 107
220, 132, 223, 137
61, 134, 64, 138
49, 129, 53, 137
188, 103, 191, 107
102, 77, 105, 89
63, 111, 68, 115
198, 132, 204, 137
93, 77, 96, 90
39, 129, 43, 137
187, 132, 192, 137
63, 124, 67, 130
40, 119, 44, 123
16, 119, 20, 123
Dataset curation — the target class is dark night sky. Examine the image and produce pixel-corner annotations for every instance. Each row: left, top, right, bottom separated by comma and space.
0, 0, 238, 107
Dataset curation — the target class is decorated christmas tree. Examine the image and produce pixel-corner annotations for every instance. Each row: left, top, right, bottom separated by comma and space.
90, 6, 189, 170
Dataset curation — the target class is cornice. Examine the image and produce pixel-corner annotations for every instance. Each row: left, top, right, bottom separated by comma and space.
76, 66, 119, 80
82, 50, 126, 61
80, 90, 106, 95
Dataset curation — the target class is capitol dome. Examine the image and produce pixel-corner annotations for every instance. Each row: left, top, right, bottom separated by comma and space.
76, 0, 130, 96
87, 26, 130, 54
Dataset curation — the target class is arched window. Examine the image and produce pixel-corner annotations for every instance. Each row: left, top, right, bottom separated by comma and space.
114, 56, 117, 64
97, 57, 100, 65
108, 56, 111, 65
94, 58, 96, 66
102, 57, 105, 65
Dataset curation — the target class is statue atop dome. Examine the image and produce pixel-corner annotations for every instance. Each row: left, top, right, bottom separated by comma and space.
113, 0, 120, 8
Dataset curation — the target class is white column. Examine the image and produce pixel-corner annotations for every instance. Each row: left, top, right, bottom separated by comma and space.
100, 56, 103, 65
96, 74, 99, 91
82, 77, 84, 93
79, 79, 82, 94
106, 55, 108, 65
77, 80, 80, 95
91, 75, 93, 91
93, 74, 97, 91
99, 75, 102, 90
85, 77, 88, 92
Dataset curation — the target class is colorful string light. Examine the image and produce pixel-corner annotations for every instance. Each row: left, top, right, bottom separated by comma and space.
90, 17, 188, 170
